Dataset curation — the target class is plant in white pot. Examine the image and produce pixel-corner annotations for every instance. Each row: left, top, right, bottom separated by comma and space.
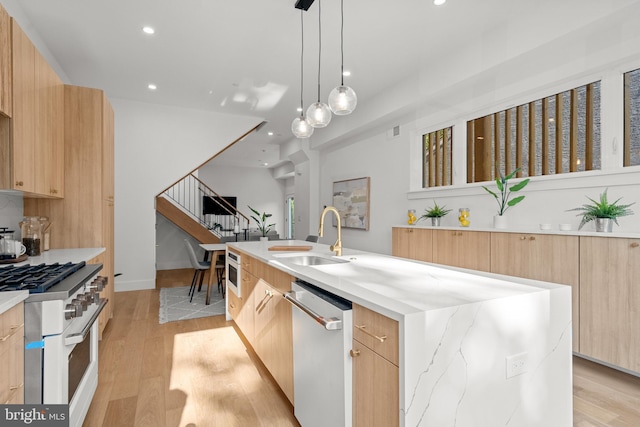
568, 188, 634, 232
419, 202, 451, 226
248, 205, 275, 241
482, 168, 530, 229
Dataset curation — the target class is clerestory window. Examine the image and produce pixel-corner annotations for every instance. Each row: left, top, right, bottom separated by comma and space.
624, 68, 640, 166
466, 81, 601, 182
422, 126, 453, 188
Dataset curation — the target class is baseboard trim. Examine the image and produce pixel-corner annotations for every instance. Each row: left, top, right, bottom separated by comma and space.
114, 279, 155, 292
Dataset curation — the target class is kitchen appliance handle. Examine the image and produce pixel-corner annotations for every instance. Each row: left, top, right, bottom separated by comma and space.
64, 298, 108, 346
284, 291, 342, 331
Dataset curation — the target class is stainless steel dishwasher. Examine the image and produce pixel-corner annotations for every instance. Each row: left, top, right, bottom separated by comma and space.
285, 279, 353, 427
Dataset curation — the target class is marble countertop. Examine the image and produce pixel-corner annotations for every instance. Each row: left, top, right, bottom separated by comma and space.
0, 290, 28, 315
0, 248, 105, 267
227, 240, 565, 320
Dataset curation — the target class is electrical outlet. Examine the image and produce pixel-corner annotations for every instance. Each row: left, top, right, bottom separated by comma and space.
506, 352, 528, 378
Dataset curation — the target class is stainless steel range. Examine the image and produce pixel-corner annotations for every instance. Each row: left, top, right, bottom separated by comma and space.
0, 261, 107, 427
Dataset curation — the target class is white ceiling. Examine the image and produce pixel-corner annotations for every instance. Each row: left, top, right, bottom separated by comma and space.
6, 0, 639, 170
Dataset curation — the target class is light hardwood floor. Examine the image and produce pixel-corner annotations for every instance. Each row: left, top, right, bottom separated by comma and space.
84, 271, 640, 427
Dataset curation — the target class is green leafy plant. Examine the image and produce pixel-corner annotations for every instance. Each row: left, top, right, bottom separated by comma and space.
248, 205, 275, 237
568, 188, 634, 230
482, 168, 530, 216
419, 201, 452, 220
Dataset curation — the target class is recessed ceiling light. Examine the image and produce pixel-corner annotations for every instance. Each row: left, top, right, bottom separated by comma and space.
263, 163, 269, 166
148, 84, 157, 90
297, 107, 303, 112
342, 70, 351, 77
142, 26, 155, 35
434, 0, 446, 5
267, 132, 274, 136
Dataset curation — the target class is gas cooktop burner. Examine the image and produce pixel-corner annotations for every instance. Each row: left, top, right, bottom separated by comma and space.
0, 261, 86, 293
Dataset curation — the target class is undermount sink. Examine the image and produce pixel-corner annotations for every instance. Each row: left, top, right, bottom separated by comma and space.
283, 255, 350, 266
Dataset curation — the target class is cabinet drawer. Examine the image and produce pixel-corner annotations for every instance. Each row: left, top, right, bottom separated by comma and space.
353, 304, 398, 366
0, 303, 24, 354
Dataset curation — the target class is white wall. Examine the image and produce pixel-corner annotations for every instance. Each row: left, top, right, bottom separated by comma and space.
318, 124, 410, 255
155, 163, 286, 271
314, 1, 640, 254
197, 163, 286, 237
112, 98, 261, 291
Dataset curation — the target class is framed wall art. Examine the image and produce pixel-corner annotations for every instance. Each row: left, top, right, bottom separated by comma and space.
332, 177, 370, 230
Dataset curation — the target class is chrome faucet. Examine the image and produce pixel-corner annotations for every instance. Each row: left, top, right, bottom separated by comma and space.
318, 206, 342, 257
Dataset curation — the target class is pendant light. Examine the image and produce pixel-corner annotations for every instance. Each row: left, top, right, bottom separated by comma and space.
306, 0, 332, 128
292, 9, 314, 138
328, 0, 357, 115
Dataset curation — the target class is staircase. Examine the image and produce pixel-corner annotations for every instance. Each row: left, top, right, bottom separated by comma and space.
156, 173, 250, 244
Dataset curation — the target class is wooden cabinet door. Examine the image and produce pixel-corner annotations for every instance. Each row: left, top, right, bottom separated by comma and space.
251, 266, 294, 404
35, 50, 64, 197
237, 270, 256, 344
392, 227, 432, 262
102, 96, 114, 201
0, 4, 11, 117
10, 20, 35, 193
352, 340, 399, 427
580, 237, 640, 372
491, 232, 580, 350
432, 230, 490, 271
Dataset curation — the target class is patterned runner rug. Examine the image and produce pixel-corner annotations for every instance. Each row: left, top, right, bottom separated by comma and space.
159, 285, 225, 324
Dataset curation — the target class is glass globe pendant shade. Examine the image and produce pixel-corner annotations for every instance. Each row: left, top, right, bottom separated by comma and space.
291, 115, 314, 138
328, 85, 357, 115
306, 101, 332, 128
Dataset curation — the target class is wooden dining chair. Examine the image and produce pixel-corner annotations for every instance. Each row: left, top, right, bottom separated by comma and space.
184, 239, 211, 302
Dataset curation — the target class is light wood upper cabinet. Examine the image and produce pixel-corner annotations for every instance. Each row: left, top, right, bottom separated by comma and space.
431, 229, 491, 272
491, 233, 580, 350
35, 49, 64, 197
8, 20, 35, 193
0, 3, 11, 117
579, 236, 640, 373
0, 19, 63, 197
392, 227, 432, 262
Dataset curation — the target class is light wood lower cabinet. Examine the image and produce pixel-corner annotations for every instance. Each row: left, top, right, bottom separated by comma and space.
229, 255, 294, 405
431, 229, 491, 271
0, 303, 24, 404
236, 270, 256, 343
491, 232, 580, 350
392, 227, 432, 262
579, 236, 640, 372
351, 304, 399, 427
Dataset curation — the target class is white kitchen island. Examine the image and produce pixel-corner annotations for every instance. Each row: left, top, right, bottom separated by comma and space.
228, 240, 573, 427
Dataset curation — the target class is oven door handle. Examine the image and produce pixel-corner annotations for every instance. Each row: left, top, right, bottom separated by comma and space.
64, 298, 108, 346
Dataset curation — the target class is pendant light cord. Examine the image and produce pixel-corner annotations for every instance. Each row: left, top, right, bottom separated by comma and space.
316, 0, 322, 102
340, 0, 344, 86
299, 9, 305, 117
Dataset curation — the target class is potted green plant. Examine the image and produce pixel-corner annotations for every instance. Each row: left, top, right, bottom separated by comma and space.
482, 168, 530, 229
419, 202, 451, 226
248, 205, 275, 240
568, 188, 634, 232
